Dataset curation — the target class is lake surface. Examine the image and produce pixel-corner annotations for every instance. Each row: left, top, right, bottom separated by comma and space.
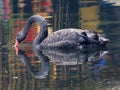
0, 0, 120, 90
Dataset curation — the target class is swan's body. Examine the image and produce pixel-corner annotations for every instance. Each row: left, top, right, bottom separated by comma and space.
40, 28, 98, 48
14, 15, 109, 49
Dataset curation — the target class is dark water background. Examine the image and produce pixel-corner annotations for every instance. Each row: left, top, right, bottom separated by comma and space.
0, 0, 120, 90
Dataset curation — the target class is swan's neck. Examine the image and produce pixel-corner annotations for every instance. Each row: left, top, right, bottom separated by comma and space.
23, 15, 48, 45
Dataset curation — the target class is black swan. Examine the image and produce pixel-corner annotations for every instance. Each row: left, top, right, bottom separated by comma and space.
13, 15, 109, 49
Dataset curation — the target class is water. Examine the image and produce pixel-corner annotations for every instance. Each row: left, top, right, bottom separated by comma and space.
0, 0, 120, 90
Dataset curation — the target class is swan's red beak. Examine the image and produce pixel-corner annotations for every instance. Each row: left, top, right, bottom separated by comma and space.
13, 39, 19, 47
15, 46, 19, 55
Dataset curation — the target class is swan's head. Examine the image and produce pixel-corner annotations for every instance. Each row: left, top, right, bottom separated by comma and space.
98, 34, 109, 45
16, 31, 26, 43
13, 31, 26, 47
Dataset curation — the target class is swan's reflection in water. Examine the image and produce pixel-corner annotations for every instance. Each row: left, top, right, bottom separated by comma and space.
16, 47, 109, 80
17, 47, 50, 79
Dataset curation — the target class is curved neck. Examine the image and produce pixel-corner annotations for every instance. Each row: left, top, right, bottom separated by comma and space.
22, 15, 48, 45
